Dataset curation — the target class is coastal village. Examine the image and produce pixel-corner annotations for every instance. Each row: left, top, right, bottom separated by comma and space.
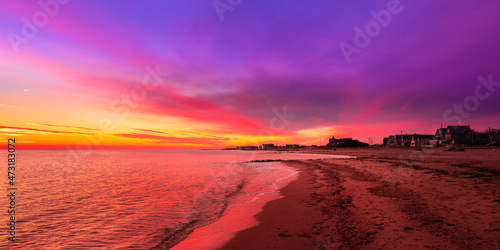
383, 125, 500, 147
231, 124, 500, 150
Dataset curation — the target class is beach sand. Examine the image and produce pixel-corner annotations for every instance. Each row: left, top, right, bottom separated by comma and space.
220, 147, 500, 249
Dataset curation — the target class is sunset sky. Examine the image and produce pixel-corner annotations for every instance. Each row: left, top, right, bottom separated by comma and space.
1, 0, 500, 148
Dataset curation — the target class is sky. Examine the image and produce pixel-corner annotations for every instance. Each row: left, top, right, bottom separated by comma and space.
1, 0, 500, 149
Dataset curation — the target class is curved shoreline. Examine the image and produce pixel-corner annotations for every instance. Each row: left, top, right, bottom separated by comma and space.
219, 160, 326, 249
221, 148, 500, 249
165, 161, 300, 249
161, 153, 351, 249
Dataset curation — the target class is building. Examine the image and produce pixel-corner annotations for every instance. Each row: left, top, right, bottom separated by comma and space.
386, 135, 396, 146
384, 125, 497, 147
435, 128, 448, 142
491, 130, 500, 142
412, 134, 434, 147
236, 146, 259, 150
259, 144, 277, 150
444, 125, 472, 145
328, 136, 355, 147
327, 137, 368, 147
285, 144, 300, 149
384, 134, 434, 147
435, 125, 473, 145
383, 137, 389, 146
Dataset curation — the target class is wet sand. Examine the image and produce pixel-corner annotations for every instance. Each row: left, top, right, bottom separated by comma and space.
221, 148, 500, 249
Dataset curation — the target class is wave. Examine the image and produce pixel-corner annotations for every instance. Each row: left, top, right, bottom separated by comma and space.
152, 179, 246, 249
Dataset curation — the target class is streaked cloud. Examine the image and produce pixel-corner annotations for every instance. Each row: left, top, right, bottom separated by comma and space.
114, 132, 231, 146
0, 126, 93, 136
0, 1, 499, 147
26, 123, 100, 131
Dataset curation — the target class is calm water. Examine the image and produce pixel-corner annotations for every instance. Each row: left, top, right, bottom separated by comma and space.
0, 150, 351, 249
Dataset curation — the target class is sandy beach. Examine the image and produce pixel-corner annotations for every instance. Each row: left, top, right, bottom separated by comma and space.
221, 148, 500, 249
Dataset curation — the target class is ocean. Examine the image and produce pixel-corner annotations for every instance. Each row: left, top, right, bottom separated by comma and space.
0, 149, 351, 249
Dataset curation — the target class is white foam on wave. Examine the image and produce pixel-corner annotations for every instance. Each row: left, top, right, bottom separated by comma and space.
171, 161, 299, 250
171, 152, 353, 249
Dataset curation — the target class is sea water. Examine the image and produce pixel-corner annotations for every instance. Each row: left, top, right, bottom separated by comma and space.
0, 149, 351, 249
